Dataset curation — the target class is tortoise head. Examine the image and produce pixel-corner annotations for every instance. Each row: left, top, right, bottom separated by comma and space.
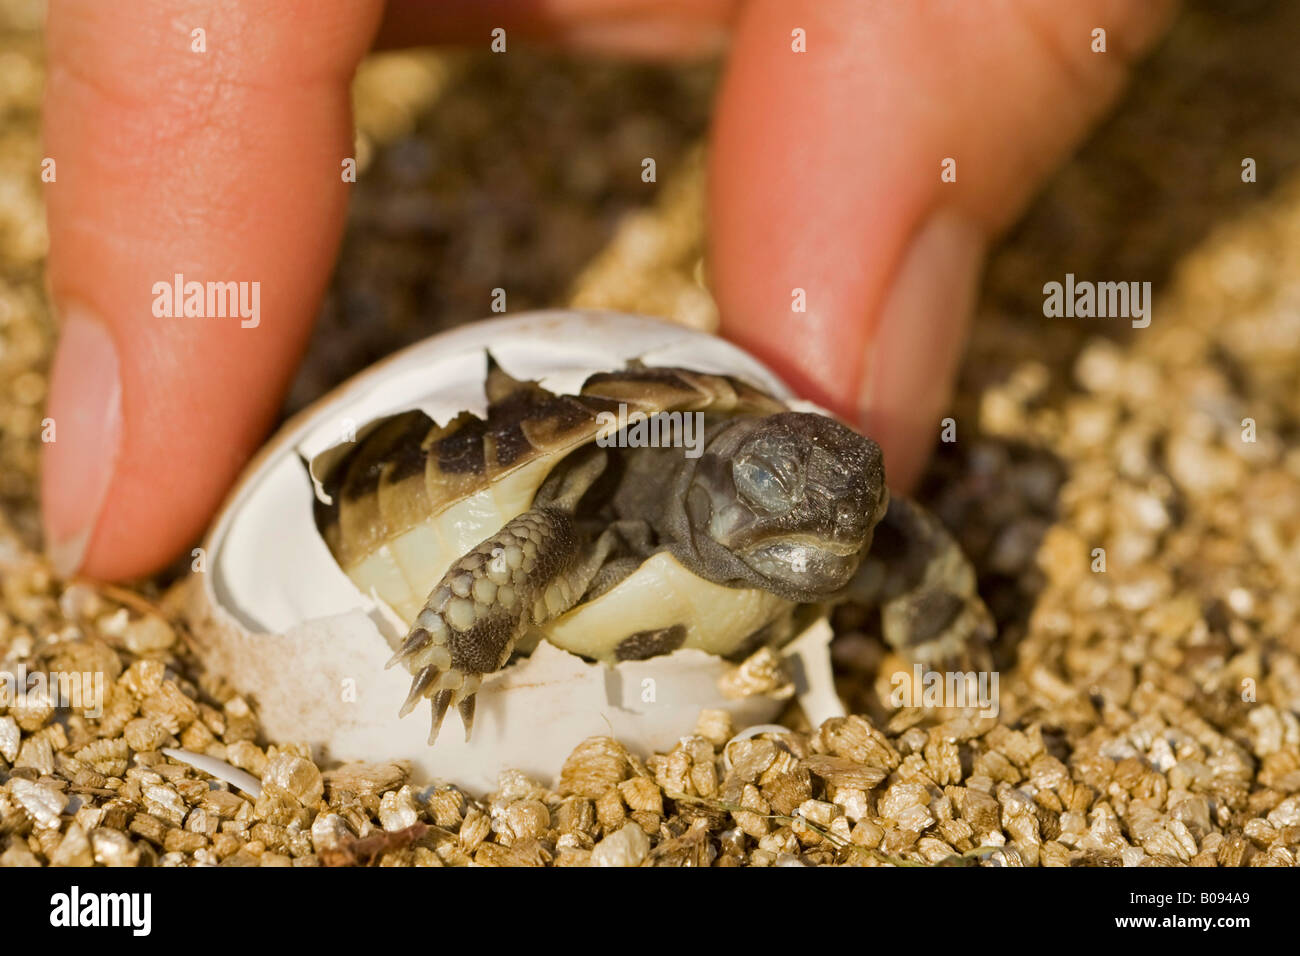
686, 411, 888, 600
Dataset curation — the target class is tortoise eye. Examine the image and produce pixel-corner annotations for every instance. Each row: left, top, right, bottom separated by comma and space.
733, 455, 797, 513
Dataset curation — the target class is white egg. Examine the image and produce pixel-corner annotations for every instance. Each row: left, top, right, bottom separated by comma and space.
186, 310, 843, 792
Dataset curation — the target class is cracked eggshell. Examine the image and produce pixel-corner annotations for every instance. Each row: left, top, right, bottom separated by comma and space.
187, 310, 844, 793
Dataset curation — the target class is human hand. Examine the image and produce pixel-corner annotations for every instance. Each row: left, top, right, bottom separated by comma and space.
41, 0, 1176, 580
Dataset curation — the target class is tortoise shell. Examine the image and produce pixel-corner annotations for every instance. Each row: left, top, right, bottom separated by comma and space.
314, 356, 793, 660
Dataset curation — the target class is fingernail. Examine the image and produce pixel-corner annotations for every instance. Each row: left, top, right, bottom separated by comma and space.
860, 209, 985, 490
41, 309, 122, 576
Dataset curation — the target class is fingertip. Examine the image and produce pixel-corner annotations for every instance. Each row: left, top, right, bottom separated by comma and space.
859, 210, 985, 493
710, 0, 1172, 491
40, 308, 123, 577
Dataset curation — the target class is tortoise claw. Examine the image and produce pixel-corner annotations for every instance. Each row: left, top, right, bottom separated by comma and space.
457, 695, 477, 742
387, 627, 433, 670
397, 504, 588, 745
428, 689, 455, 745
405, 667, 484, 743
399, 664, 440, 718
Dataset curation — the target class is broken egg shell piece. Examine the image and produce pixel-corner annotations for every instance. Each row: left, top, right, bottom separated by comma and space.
189, 310, 844, 791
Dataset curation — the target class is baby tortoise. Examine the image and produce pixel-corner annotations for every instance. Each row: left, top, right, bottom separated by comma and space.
316, 356, 992, 743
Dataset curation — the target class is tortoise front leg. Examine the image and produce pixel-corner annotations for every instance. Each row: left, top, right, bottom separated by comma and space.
846, 494, 994, 669
388, 507, 623, 744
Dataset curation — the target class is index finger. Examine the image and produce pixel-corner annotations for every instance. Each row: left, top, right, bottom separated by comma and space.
42, 0, 385, 578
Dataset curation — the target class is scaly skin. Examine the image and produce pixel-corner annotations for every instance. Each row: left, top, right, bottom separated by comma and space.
376, 366, 993, 746
388, 506, 616, 743
845, 494, 994, 669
